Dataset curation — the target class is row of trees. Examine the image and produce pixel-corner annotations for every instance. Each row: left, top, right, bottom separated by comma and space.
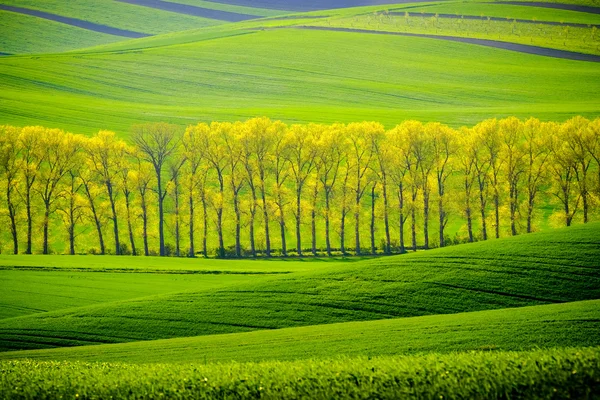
0, 116, 598, 257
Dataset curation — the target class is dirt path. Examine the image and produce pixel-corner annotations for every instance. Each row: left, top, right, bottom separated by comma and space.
288, 26, 600, 62
495, 2, 600, 15
389, 11, 600, 28
0, 5, 150, 38
115, 0, 259, 21
206, 0, 437, 12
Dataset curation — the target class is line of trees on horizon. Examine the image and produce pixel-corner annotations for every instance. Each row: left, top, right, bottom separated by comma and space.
0, 116, 598, 258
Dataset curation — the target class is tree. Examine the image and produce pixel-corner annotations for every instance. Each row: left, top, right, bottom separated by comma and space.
131, 154, 154, 256
585, 118, 600, 199
548, 126, 580, 226
478, 119, 503, 238
18, 126, 44, 254
286, 124, 319, 256
222, 122, 245, 258
471, 121, 492, 241
58, 169, 85, 255
0, 126, 21, 254
168, 151, 186, 257
457, 127, 477, 243
523, 119, 551, 233
499, 117, 525, 236
183, 123, 208, 258
347, 122, 379, 255
429, 123, 456, 247
271, 123, 291, 256
132, 123, 180, 256
85, 130, 129, 255
387, 127, 409, 253
563, 117, 593, 223
416, 123, 437, 249
317, 124, 345, 256
37, 129, 81, 254
371, 127, 392, 254
80, 167, 106, 255
191, 122, 228, 258
118, 147, 137, 255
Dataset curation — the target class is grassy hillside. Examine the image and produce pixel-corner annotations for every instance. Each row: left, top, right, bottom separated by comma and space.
1, 27, 599, 134
1, 300, 597, 363
1, 348, 598, 399
0, 10, 125, 54
0, 0, 225, 35
0, 223, 597, 352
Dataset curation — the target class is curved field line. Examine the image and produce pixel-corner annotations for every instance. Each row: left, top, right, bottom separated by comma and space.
494, 1, 600, 15
389, 11, 600, 28
206, 0, 438, 12
0, 5, 150, 38
286, 26, 600, 62
115, 0, 259, 21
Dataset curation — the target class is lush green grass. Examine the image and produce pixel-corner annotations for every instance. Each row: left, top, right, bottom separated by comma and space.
1, 26, 599, 134
400, 2, 600, 25
0, 0, 224, 35
0, 223, 597, 352
319, 12, 600, 55
0, 300, 597, 363
0, 10, 124, 54
1, 348, 598, 399
168, 0, 285, 17
0, 270, 276, 320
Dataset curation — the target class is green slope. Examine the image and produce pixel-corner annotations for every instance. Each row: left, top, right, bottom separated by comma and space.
1, 300, 598, 363
0, 0, 225, 35
1, 223, 598, 352
1, 27, 599, 134
0, 10, 124, 54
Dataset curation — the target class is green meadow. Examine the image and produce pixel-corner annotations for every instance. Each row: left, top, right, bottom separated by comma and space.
1, 0, 599, 397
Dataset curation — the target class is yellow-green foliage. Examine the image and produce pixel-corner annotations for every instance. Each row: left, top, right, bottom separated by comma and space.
0, 117, 598, 257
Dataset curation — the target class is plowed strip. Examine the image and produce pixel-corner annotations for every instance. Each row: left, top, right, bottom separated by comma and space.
0, 5, 150, 38
115, 0, 258, 21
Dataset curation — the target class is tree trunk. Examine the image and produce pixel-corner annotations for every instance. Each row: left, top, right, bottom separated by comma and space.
278, 193, 287, 257
42, 202, 50, 255
423, 189, 430, 250
370, 184, 376, 255
325, 190, 331, 256
174, 184, 180, 257
188, 193, 195, 257
382, 180, 390, 255
125, 193, 136, 256
355, 190, 361, 255
526, 192, 534, 234
494, 190, 500, 239
249, 186, 257, 257
411, 187, 417, 252
260, 179, 271, 257
141, 199, 149, 256
157, 174, 165, 257
478, 179, 487, 241
201, 192, 208, 258
296, 190, 302, 256
234, 192, 241, 258
340, 212, 346, 255
85, 182, 105, 255
6, 185, 18, 255
26, 185, 32, 254
398, 183, 405, 254
107, 184, 120, 255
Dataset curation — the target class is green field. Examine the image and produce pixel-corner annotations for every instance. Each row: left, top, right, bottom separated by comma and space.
2, 348, 598, 399
0, 223, 597, 352
1, 0, 600, 397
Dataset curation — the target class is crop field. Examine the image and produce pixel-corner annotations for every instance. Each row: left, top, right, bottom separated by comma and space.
1, 0, 600, 398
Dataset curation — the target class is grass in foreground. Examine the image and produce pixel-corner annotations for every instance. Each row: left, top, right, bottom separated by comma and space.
0, 223, 597, 352
1, 348, 598, 399
1, 300, 597, 364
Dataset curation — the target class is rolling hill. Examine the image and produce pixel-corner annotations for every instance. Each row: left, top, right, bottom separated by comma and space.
0, 222, 597, 352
